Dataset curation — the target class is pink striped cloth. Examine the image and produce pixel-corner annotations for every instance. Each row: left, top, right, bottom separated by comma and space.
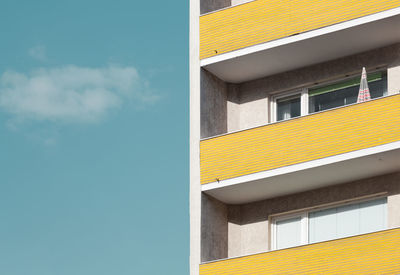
357, 67, 371, 103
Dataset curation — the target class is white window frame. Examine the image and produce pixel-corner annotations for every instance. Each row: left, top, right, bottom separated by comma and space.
271, 212, 308, 250
270, 196, 387, 251
270, 88, 308, 123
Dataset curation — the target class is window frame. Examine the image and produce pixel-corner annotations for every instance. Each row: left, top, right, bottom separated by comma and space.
270, 195, 387, 251
270, 88, 308, 122
271, 212, 308, 250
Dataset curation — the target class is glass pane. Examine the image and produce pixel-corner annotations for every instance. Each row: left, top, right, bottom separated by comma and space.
359, 198, 387, 234
277, 96, 300, 121
369, 75, 387, 98
309, 198, 387, 244
309, 74, 387, 113
309, 85, 358, 113
309, 208, 337, 243
337, 203, 359, 238
276, 216, 302, 249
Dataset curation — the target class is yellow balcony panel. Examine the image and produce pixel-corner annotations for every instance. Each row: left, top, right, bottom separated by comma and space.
200, 95, 400, 188
200, 228, 400, 274
200, 0, 400, 60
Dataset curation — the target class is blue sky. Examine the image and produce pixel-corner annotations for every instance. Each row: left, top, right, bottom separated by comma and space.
0, 1, 189, 274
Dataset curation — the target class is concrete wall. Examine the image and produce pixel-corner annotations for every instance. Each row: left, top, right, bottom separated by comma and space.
201, 0, 231, 14
227, 206, 241, 256
388, 46, 400, 95
238, 88, 269, 130
226, 84, 240, 132
201, 194, 228, 262
200, 0, 252, 15
190, 0, 201, 274
227, 172, 400, 258
201, 69, 228, 138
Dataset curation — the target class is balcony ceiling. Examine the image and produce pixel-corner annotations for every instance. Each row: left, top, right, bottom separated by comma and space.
202, 11, 400, 83
203, 144, 400, 204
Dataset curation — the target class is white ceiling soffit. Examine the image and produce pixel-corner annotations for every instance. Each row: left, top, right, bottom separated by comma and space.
202, 143, 400, 205
201, 8, 400, 83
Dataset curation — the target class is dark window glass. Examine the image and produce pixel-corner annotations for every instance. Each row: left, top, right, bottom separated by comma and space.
277, 96, 301, 121
309, 73, 387, 113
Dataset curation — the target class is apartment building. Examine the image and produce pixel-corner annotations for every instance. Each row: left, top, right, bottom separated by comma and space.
190, 0, 400, 274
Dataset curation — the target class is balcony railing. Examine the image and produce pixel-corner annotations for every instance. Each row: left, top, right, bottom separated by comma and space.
200, 94, 400, 185
200, 0, 400, 59
200, 228, 400, 274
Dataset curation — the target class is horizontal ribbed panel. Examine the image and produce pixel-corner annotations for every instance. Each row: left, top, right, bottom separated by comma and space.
200, 0, 400, 59
200, 228, 400, 274
200, 95, 400, 185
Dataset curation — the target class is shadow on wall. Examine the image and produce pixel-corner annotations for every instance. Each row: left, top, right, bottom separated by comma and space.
201, 0, 231, 14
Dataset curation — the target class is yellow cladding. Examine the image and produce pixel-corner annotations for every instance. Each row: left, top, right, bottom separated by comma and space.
200, 95, 400, 185
200, 228, 400, 274
200, 0, 400, 59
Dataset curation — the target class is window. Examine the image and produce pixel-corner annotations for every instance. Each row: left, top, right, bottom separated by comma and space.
271, 89, 307, 122
276, 95, 301, 121
272, 197, 387, 250
270, 71, 387, 122
274, 213, 307, 250
308, 72, 387, 113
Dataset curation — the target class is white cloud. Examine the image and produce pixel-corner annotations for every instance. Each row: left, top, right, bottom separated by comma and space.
0, 65, 159, 123
28, 45, 48, 62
